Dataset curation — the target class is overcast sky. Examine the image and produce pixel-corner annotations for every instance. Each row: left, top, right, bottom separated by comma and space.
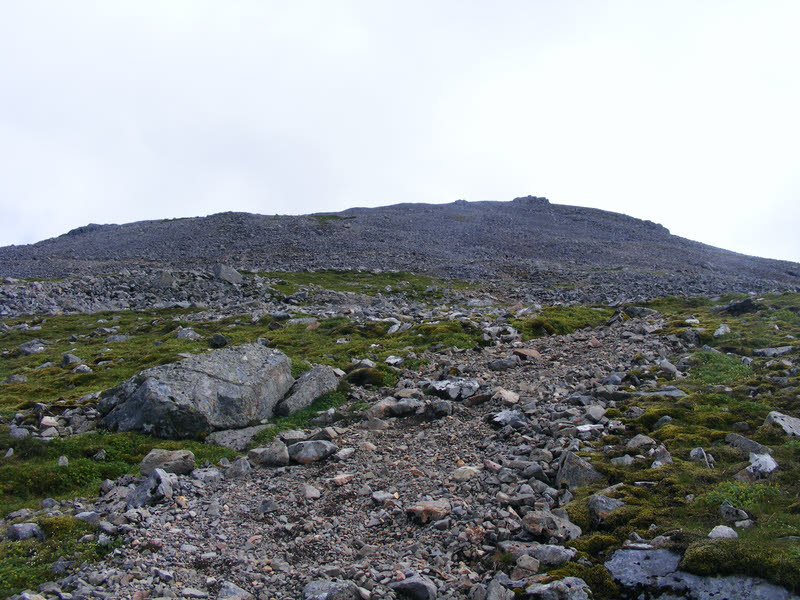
1, 1, 798, 263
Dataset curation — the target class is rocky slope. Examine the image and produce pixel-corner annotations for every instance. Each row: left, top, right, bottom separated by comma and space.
1, 197, 798, 289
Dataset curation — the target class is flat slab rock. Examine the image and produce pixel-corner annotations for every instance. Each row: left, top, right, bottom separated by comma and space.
605, 548, 799, 600
98, 344, 294, 439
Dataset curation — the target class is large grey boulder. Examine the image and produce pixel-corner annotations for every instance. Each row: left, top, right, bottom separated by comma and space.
98, 344, 293, 439
275, 365, 338, 417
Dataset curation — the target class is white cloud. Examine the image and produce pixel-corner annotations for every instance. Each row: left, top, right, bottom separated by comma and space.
0, 0, 798, 261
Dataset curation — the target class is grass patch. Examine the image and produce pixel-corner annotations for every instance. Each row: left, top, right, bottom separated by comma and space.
0, 429, 236, 516
512, 305, 613, 339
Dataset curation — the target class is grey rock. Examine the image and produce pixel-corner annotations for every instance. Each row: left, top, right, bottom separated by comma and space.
9, 425, 29, 439
98, 344, 294, 439
522, 509, 582, 544
4, 373, 27, 383
709, 525, 738, 539
5, 522, 45, 541
726, 433, 772, 455
555, 451, 603, 490
60, 353, 82, 367
288, 440, 338, 464
212, 264, 243, 285
216, 580, 254, 600
127, 468, 177, 508
765, 411, 800, 437
497, 541, 577, 566
140, 449, 195, 476
389, 573, 437, 600
275, 364, 338, 417
626, 434, 657, 450
524, 577, 591, 600
605, 548, 797, 599
225, 457, 252, 479
247, 439, 289, 466
302, 579, 362, 600
587, 494, 625, 525
205, 425, 271, 451
735, 452, 778, 482
19, 339, 48, 355
754, 346, 793, 358
208, 333, 230, 348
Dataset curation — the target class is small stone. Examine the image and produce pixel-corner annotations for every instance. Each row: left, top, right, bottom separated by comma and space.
303, 484, 321, 500
587, 494, 625, 525
407, 500, 451, 524
217, 580, 254, 600
451, 466, 480, 482
626, 434, 657, 450
713, 324, 731, 338
224, 457, 252, 479
209, 333, 230, 348
288, 440, 338, 464
708, 525, 738, 539
57, 455, 69, 467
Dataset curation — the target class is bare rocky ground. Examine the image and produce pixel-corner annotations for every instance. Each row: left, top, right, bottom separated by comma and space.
2, 198, 800, 600
5, 301, 799, 600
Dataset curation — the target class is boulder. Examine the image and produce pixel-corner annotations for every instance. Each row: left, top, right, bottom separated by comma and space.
275, 365, 338, 417
98, 344, 294, 439
140, 449, 195, 476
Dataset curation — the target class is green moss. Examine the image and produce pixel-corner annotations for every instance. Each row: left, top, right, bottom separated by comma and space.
512, 305, 614, 339
544, 564, 620, 599
0, 429, 236, 515
248, 390, 348, 447
0, 515, 113, 598
681, 538, 800, 593
685, 351, 752, 387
